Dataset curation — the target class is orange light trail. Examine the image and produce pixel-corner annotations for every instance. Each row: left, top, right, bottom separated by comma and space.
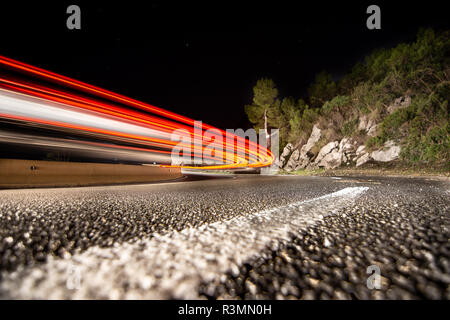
0, 55, 274, 169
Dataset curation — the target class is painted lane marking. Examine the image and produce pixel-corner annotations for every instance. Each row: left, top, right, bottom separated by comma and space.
0, 187, 368, 299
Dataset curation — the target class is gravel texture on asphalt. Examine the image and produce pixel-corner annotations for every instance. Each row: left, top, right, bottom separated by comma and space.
199, 177, 450, 300
0, 186, 368, 299
0, 176, 344, 272
0, 175, 448, 299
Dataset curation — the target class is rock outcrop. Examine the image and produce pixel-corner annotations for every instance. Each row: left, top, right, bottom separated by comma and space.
316, 148, 342, 169
359, 115, 378, 137
278, 121, 401, 171
312, 138, 360, 170
355, 146, 371, 167
354, 140, 401, 167
285, 125, 321, 171
339, 138, 358, 162
356, 152, 371, 167
278, 143, 294, 168
371, 140, 401, 162
314, 141, 339, 165
387, 96, 411, 114
284, 149, 300, 171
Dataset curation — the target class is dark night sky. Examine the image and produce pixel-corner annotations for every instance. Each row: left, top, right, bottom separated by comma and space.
0, 1, 448, 130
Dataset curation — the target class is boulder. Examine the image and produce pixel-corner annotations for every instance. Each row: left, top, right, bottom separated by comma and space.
296, 154, 310, 169
338, 138, 359, 164
356, 152, 371, 167
300, 125, 321, 155
339, 138, 357, 154
314, 141, 339, 165
317, 149, 342, 169
313, 141, 342, 169
356, 145, 366, 157
371, 140, 401, 162
279, 143, 294, 168
339, 138, 348, 151
310, 138, 361, 168
285, 149, 300, 171
286, 124, 322, 170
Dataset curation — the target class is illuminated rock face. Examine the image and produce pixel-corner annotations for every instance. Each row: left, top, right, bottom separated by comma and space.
284, 125, 321, 171
371, 140, 401, 162
279, 120, 401, 172
284, 149, 300, 171
302, 125, 322, 154
278, 143, 294, 168
314, 141, 339, 165
317, 149, 342, 170
356, 152, 371, 167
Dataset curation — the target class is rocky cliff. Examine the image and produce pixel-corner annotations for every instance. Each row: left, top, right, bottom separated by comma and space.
279, 96, 410, 171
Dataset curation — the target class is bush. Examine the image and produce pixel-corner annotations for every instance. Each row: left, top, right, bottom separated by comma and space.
374, 98, 422, 144
321, 95, 351, 115
341, 118, 358, 136
365, 136, 384, 150
401, 123, 450, 163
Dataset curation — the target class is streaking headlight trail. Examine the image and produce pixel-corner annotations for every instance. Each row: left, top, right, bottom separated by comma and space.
0, 55, 274, 169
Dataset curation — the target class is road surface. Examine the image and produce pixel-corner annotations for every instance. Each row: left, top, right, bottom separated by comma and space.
0, 174, 448, 299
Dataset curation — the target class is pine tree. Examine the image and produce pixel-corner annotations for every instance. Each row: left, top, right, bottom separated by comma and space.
245, 78, 279, 145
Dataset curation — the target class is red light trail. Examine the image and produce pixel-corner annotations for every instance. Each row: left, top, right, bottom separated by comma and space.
0, 55, 274, 169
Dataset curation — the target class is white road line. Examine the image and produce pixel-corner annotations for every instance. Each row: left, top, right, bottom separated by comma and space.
0, 187, 368, 299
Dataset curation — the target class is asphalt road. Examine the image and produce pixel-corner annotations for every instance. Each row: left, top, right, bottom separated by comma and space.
0, 174, 448, 299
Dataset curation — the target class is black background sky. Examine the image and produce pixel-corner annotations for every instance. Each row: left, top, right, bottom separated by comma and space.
0, 1, 448, 130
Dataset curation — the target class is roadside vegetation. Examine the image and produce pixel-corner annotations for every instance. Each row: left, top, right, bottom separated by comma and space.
245, 28, 449, 168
